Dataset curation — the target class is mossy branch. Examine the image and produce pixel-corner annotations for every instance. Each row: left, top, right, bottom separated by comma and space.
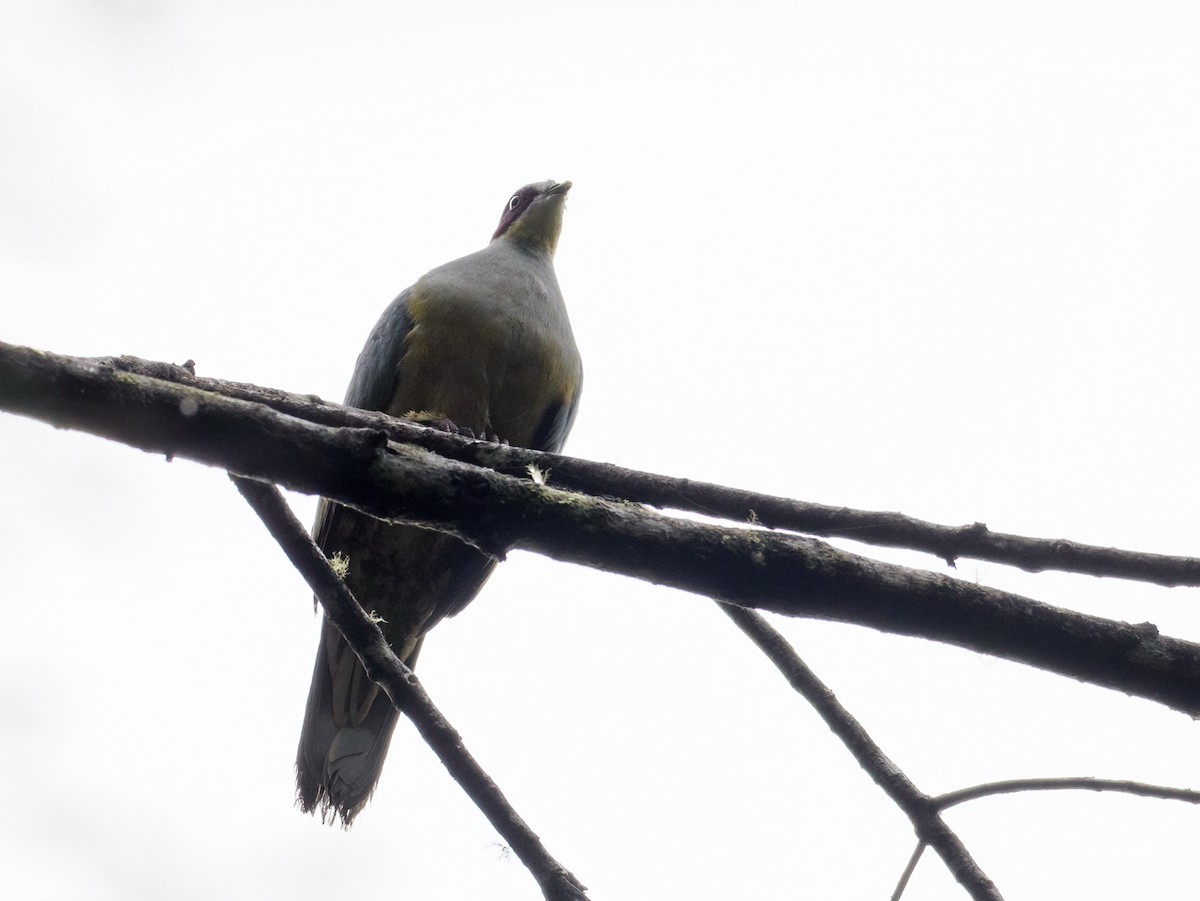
97, 349, 1200, 586
3, 339, 1200, 716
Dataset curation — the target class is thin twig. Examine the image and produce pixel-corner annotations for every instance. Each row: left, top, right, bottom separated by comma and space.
3, 340, 1200, 716
95, 348, 1200, 586
230, 475, 589, 901
717, 603, 1003, 901
936, 777, 1200, 809
887, 777, 1200, 897
890, 842, 927, 901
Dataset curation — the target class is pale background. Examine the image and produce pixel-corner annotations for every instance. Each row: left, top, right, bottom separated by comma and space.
3, 1, 1199, 898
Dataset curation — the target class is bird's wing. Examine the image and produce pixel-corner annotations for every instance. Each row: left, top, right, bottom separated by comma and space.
310, 281, 498, 640
529, 379, 583, 454
344, 288, 417, 411
310, 289, 415, 555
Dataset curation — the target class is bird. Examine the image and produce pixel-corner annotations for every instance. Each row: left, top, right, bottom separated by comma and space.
296, 180, 582, 826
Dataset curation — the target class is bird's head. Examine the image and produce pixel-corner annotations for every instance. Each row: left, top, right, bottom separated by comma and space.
491, 180, 572, 255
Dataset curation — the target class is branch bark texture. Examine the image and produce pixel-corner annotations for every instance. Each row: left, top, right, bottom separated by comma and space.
4, 341, 1200, 715
98, 350, 1200, 586
231, 475, 589, 901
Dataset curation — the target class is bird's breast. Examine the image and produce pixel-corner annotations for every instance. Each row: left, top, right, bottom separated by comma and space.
389, 260, 580, 447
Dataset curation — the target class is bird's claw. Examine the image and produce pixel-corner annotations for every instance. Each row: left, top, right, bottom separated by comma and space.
403, 410, 471, 437
402, 412, 511, 444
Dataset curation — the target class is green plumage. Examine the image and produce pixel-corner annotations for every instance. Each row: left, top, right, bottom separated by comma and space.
296, 181, 581, 825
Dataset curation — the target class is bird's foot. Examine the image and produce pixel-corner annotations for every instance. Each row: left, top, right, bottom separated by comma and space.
404, 410, 465, 434
402, 411, 510, 444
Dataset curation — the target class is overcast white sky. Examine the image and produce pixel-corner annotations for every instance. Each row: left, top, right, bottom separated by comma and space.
3, 1, 1200, 898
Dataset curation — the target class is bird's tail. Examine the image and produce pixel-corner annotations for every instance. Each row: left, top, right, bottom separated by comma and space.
296, 618, 413, 826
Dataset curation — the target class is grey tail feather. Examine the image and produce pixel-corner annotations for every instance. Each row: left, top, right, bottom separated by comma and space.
296, 636, 400, 827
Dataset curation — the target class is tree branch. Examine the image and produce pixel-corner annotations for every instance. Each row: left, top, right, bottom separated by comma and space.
887, 777, 1200, 897
98, 349, 1200, 587
230, 475, 589, 901
936, 777, 1200, 810
4, 341, 1200, 715
718, 604, 1003, 901
891, 843, 928, 901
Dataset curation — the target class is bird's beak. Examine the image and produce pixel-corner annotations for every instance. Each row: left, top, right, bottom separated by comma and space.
547, 180, 573, 196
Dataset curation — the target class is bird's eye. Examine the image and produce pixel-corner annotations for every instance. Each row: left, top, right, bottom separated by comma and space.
508, 195, 520, 211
